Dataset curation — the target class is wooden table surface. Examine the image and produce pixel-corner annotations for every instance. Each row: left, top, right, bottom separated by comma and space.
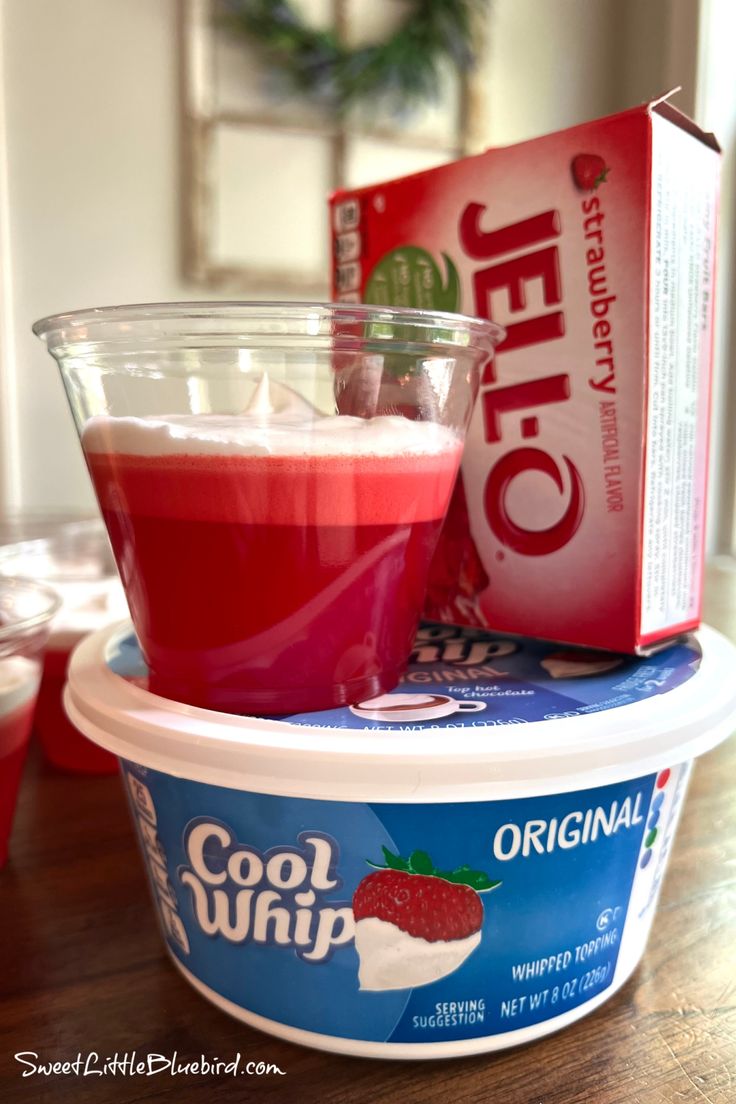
2, 565, 736, 1104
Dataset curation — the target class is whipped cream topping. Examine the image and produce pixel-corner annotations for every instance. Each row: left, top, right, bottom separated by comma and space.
82, 375, 459, 458
244, 373, 322, 421
82, 413, 458, 458
354, 916, 481, 991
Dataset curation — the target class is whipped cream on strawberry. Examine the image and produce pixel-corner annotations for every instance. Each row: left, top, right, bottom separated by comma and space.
355, 916, 481, 992
352, 849, 499, 992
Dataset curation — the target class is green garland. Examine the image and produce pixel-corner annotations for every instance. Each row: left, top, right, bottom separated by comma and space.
218, 0, 481, 114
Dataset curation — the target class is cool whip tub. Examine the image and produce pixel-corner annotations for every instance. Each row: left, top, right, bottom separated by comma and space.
66, 621, 736, 1059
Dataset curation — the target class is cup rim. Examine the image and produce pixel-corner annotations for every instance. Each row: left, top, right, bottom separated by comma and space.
32, 300, 505, 354
0, 576, 62, 643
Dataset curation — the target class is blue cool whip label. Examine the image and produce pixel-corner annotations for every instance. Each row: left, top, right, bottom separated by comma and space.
111, 625, 699, 1045
123, 761, 689, 1044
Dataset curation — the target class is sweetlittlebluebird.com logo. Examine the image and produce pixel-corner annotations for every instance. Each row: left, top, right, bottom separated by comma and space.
14, 1051, 285, 1079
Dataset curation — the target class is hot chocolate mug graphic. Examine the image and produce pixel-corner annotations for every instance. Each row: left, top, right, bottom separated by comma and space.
350, 693, 486, 723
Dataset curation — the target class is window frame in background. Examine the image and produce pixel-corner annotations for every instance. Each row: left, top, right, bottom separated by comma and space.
179, 0, 488, 294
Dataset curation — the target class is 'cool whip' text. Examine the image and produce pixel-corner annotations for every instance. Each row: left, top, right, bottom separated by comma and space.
179, 825, 355, 962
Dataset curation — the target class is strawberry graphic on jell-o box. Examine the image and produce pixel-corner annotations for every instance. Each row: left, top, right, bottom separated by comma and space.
352, 847, 500, 991
571, 153, 610, 191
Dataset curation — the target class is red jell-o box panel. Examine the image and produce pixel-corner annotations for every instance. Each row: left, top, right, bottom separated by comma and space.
330, 96, 720, 654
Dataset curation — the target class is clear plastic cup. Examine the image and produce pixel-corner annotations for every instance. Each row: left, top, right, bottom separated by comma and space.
34, 302, 503, 714
0, 578, 60, 866
0, 518, 128, 774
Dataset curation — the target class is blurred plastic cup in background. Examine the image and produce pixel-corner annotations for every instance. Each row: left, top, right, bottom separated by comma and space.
0, 519, 128, 774
0, 577, 60, 866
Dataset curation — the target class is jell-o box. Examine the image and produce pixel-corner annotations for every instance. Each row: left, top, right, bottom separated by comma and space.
330, 93, 720, 654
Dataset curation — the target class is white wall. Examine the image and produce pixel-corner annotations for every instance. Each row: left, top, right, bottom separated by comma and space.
0, 0, 203, 513
484, 0, 699, 143
485, 0, 623, 145
4, 0, 728, 553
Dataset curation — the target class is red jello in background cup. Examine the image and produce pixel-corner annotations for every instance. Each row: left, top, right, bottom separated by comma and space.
0, 519, 128, 773
33, 302, 502, 714
0, 577, 60, 867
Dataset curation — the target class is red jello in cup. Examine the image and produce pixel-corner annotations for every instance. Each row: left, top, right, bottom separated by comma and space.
0, 578, 60, 867
85, 423, 462, 712
34, 302, 503, 714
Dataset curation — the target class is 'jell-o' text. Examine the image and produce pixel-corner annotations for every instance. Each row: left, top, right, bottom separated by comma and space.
332, 96, 719, 653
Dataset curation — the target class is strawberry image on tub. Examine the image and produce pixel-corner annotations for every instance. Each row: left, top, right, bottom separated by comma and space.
353, 847, 500, 990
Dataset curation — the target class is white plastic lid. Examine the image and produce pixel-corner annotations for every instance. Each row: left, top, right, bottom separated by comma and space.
65, 621, 736, 801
